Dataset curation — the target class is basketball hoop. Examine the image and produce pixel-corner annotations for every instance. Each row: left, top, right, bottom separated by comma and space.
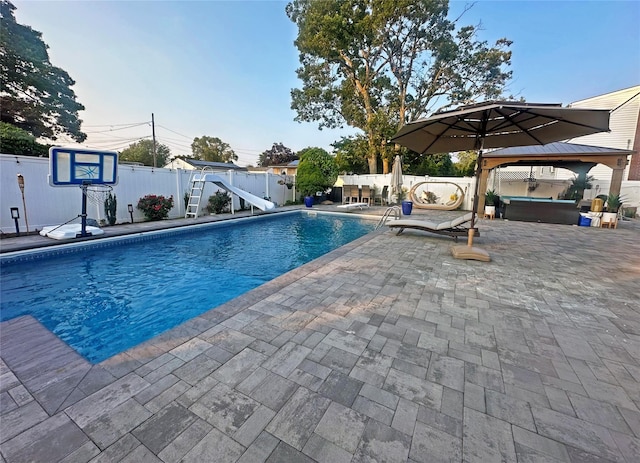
82, 183, 113, 206
48, 147, 119, 238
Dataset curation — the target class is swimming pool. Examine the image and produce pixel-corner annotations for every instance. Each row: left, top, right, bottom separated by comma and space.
0, 212, 376, 363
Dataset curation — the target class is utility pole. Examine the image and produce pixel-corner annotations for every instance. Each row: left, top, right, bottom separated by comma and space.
152, 113, 157, 167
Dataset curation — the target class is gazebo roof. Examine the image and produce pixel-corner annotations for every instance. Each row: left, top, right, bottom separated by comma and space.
484, 142, 632, 158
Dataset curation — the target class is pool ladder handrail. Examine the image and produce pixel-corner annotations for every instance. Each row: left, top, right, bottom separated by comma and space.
375, 206, 401, 230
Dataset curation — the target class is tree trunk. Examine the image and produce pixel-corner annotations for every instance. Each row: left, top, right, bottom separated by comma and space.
367, 136, 377, 174
382, 158, 390, 174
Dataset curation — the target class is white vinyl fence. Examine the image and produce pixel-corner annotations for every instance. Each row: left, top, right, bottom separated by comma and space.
0, 154, 294, 233
3, 153, 638, 234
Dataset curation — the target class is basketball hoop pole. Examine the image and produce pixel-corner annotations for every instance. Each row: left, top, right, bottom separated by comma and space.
77, 181, 93, 238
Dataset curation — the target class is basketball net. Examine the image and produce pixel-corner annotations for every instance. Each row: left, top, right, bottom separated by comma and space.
82, 183, 113, 206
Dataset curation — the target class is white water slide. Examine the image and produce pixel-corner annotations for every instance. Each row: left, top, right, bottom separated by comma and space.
186, 172, 275, 218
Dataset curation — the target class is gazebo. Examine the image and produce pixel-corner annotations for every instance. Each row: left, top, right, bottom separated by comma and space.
475, 142, 633, 211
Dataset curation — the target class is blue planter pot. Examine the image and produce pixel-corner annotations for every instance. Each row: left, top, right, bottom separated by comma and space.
401, 200, 413, 215
304, 196, 314, 208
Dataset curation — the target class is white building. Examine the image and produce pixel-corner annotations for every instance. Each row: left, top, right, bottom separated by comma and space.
567, 85, 640, 181
164, 157, 247, 172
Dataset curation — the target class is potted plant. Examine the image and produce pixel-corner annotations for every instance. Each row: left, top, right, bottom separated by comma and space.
484, 189, 498, 218
602, 193, 622, 226
295, 147, 338, 208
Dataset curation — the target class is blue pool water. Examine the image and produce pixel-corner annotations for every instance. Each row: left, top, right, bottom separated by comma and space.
0, 212, 375, 363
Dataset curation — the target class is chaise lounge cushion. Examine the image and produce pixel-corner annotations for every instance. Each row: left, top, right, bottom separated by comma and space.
387, 212, 477, 242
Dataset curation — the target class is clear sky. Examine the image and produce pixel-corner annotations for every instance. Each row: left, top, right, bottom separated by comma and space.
13, 0, 640, 166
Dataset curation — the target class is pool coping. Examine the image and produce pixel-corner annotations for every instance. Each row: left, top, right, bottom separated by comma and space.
1, 211, 639, 463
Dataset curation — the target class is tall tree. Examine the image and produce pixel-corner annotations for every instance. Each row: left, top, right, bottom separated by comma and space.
0, 1, 86, 141
191, 136, 237, 163
403, 151, 454, 176
258, 142, 298, 167
286, 0, 512, 174
453, 150, 477, 177
332, 135, 370, 174
0, 121, 49, 156
120, 139, 171, 167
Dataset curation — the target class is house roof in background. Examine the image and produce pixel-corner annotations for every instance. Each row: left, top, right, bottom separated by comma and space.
179, 158, 247, 171
270, 159, 299, 167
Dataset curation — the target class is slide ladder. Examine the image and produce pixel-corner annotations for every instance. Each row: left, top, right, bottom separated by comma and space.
185, 167, 210, 218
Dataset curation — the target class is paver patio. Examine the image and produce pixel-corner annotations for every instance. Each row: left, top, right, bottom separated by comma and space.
1, 209, 639, 462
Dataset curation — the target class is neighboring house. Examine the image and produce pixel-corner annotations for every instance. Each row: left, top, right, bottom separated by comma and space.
270, 159, 299, 176
567, 85, 640, 181
491, 85, 640, 186
248, 160, 299, 176
164, 157, 247, 172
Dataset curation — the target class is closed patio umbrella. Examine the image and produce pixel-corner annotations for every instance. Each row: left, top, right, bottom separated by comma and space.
391, 101, 610, 261
390, 155, 403, 201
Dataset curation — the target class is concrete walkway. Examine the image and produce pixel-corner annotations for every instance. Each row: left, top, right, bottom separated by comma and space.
1, 209, 639, 462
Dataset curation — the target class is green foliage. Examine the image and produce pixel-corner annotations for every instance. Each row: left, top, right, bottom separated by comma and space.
0, 1, 85, 142
183, 191, 190, 210
137, 194, 174, 221
605, 193, 623, 213
295, 147, 339, 196
286, 0, 513, 174
103, 192, 117, 226
120, 139, 171, 167
0, 122, 49, 156
206, 191, 231, 214
453, 151, 478, 177
332, 135, 370, 174
403, 152, 454, 176
258, 142, 298, 167
396, 187, 408, 203
485, 189, 498, 204
191, 136, 237, 162
562, 175, 594, 200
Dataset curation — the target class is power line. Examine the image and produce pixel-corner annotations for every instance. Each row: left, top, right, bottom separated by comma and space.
156, 125, 192, 139
88, 133, 152, 142
82, 121, 150, 128
83, 122, 150, 133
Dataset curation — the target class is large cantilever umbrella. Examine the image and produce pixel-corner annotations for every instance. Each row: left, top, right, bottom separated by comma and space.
390, 101, 610, 261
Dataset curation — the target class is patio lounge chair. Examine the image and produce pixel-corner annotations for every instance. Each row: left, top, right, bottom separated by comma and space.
387, 212, 479, 242
337, 202, 369, 211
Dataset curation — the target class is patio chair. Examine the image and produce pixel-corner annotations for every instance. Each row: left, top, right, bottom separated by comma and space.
361, 185, 371, 205
342, 185, 352, 204
349, 185, 360, 204
387, 212, 479, 242
374, 185, 388, 206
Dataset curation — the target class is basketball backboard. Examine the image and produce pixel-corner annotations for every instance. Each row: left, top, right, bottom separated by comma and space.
49, 147, 118, 186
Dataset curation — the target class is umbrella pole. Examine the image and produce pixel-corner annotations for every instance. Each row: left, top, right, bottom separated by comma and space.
450, 139, 490, 262
467, 228, 475, 246
468, 141, 484, 247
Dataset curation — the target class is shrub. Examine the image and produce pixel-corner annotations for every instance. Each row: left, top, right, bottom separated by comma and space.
296, 147, 338, 197
206, 191, 231, 214
104, 192, 117, 225
183, 191, 190, 210
137, 194, 174, 221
